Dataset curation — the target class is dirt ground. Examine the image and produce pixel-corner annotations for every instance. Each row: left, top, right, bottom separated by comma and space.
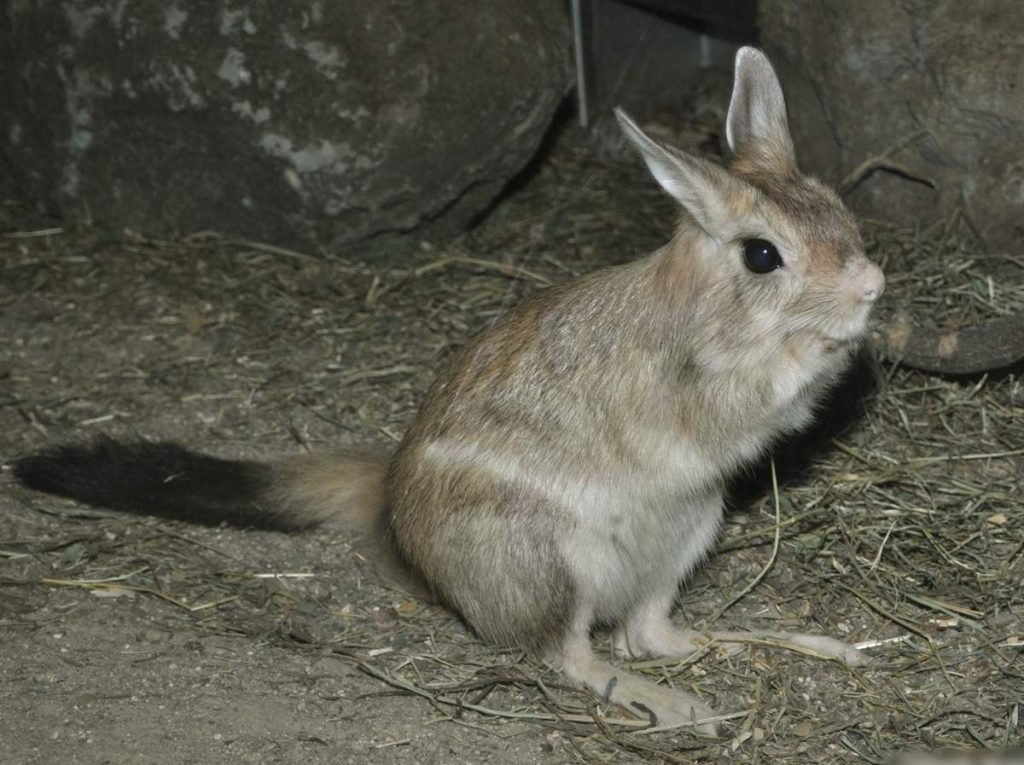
1, 114, 1022, 764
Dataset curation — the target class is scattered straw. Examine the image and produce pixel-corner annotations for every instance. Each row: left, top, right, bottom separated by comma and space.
2, 117, 1022, 762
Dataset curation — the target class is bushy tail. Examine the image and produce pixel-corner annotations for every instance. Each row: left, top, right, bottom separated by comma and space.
12, 437, 426, 596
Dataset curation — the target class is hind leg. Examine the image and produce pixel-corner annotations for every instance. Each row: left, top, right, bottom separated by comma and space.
549, 606, 718, 734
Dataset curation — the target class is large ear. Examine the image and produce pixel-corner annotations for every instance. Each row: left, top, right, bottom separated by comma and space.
615, 108, 737, 238
726, 47, 796, 172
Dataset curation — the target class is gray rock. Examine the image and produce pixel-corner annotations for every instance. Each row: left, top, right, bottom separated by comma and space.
1, 1, 571, 251
759, 0, 1024, 249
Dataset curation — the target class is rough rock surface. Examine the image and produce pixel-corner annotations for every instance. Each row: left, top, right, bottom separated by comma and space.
759, 0, 1024, 249
0, 1, 571, 251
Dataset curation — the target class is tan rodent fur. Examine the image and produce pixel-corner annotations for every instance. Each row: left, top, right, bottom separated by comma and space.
13, 48, 884, 733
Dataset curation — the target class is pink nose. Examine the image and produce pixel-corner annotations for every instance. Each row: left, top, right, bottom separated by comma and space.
857, 261, 885, 303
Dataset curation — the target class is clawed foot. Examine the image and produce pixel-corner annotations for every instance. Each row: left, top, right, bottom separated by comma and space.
615, 624, 868, 667
555, 639, 719, 735
602, 670, 718, 735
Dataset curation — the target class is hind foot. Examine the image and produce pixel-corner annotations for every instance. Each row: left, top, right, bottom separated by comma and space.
551, 632, 718, 735
614, 621, 867, 666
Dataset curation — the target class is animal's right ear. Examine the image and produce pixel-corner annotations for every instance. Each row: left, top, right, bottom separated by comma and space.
615, 108, 737, 239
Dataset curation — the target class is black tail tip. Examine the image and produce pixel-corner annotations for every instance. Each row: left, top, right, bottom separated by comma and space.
11, 437, 278, 528
12, 438, 114, 496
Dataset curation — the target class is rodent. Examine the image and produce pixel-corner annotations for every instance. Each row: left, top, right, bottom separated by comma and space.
11, 47, 884, 734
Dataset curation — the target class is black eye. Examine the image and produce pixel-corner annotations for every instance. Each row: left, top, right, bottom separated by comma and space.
742, 238, 783, 274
